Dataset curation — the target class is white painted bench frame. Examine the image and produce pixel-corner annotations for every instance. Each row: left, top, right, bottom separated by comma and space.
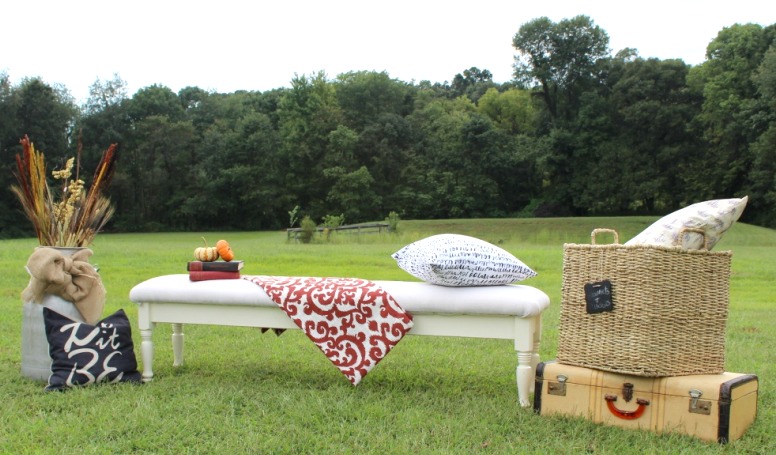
129, 274, 550, 407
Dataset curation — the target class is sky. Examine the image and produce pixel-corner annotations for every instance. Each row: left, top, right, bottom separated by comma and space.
3, 0, 776, 104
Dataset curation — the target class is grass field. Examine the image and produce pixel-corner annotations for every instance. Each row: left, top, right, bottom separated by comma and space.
1, 217, 774, 454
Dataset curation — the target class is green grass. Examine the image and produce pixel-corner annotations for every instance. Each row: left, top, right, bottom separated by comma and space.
1, 218, 774, 454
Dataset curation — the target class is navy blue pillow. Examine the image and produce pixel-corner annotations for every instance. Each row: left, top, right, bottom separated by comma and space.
43, 308, 142, 390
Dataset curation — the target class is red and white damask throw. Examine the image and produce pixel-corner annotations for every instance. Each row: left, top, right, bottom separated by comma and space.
244, 276, 414, 385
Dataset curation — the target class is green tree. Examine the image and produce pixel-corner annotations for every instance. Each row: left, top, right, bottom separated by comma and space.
335, 71, 410, 131
1, 77, 78, 237
112, 115, 195, 230
511, 15, 611, 215
477, 87, 537, 135
745, 41, 776, 227
325, 165, 382, 222
178, 86, 217, 133
83, 74, 128, 115
355, 113, 415, 215
451, 67, 497, 102
127, 84, 185, 123
324, 125, 359, 171
14, 77, 76, 156
690, 23, 775, 199
404, 96, 526, 218
0, 71, 25, 237
277, 72, 343, 219
608, 58, 703, 212
513, 15, 609, 123
460, 113, 531, 217
402, 96, 473, 218
77, 74, 131, 173
199, 111, 286, 230
0, 71, 18, 152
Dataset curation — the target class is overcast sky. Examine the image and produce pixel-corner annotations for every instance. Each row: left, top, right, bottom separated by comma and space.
3, 0, 775, 104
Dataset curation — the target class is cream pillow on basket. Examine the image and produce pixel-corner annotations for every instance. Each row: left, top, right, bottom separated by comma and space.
625, 196, 748, 250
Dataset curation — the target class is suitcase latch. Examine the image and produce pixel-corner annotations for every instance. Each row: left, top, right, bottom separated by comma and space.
548, 374, 567, 396
689, 389, 712, 415
622, 383, 634, 402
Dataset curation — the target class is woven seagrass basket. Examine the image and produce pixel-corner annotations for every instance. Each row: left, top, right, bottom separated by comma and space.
557, 228, 731, 376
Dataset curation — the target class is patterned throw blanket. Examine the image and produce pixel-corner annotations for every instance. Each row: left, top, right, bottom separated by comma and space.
244, 276, 414, 385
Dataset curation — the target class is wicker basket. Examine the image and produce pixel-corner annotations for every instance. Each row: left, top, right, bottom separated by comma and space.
557, 228, 731, 376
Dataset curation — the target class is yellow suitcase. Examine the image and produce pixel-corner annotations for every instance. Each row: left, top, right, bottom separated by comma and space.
534, 361, 758, 443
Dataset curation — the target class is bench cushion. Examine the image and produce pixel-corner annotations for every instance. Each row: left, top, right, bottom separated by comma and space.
129, 274, 549, 318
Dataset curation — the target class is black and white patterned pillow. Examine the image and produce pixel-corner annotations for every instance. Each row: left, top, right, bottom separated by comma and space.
43, 308, 142, 391
392, 234, 537, 286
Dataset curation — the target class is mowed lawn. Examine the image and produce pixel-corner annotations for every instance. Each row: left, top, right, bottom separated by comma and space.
0, 217, 774, 454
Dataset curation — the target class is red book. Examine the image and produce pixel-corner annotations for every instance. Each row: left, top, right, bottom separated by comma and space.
187, 260, 244, 272
188, 270, 241, 281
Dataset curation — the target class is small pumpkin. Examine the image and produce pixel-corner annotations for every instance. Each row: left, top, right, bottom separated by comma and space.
216, 239, 235, 262
194, 237, 219, 262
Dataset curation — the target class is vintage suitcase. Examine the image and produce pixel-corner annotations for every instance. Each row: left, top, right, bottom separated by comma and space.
534, 361, 758, 443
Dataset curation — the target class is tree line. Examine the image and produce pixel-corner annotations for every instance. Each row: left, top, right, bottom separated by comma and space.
2, 16, 775, 237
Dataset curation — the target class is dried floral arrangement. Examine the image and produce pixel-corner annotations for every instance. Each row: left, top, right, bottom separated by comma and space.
11, 134, 118, 247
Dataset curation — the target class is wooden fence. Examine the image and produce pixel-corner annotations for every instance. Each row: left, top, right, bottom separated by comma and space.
286, 222, 391, 241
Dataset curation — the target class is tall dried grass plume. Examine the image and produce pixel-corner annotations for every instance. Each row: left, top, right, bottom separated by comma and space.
11, 134, 118, 247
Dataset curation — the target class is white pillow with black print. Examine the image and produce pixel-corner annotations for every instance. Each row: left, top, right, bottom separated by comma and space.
625, 196, 748, 250
392, 234, 537, 287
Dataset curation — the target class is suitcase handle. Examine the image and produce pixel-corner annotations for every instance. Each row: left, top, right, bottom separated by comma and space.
604, 394, 650, 420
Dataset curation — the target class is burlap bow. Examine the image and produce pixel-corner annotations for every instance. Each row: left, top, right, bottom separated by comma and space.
22, 247, 106, 324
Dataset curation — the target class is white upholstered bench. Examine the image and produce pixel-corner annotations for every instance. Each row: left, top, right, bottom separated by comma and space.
129, 274, 550, 406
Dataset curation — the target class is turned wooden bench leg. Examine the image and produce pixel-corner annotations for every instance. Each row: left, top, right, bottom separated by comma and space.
516, 351, 533, 407
514, 316, 541, 407
172, 323, 184, 367
139, 328, 154, 382
138, 303, 155, 382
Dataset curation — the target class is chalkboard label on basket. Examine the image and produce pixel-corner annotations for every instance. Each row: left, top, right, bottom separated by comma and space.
585, 280, 613, 314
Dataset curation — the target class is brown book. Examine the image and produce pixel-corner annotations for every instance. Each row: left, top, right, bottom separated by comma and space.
188, 270, 241, 281
187, 260, 244, 272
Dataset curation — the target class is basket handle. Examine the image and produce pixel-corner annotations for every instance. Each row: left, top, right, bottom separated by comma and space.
678, 227, 710, 250
591, 228, 619, 245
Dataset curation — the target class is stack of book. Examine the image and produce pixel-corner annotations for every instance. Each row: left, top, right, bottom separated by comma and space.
187, 260, 244, 281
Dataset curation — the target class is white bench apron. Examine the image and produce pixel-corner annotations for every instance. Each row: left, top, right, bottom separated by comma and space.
129, 274, 550, 406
